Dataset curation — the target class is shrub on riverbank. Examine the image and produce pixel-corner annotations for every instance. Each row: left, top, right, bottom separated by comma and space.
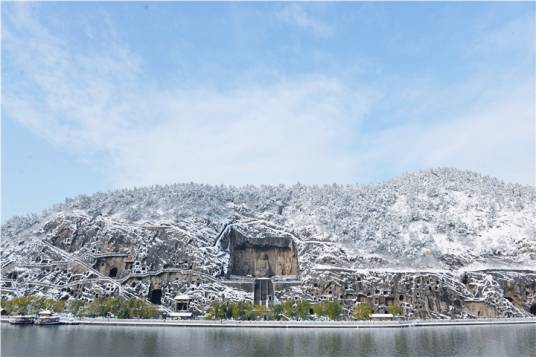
205, 301, 258, 320
0, 295, 158, 319
282, 299, 295, 319
313, 301, 342, 320
296, 300, 310, 320
76, 296, 159, 319
387, 304, 403, 316
271, 303, 283, 320
2, 295, 65, 315
352, 303, 374, 319
203, 300, 343, 321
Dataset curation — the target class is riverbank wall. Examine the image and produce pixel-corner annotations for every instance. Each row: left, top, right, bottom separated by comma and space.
2, 317, 536, 329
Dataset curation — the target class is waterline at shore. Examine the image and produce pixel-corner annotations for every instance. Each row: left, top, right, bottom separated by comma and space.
2, 317, 535, 328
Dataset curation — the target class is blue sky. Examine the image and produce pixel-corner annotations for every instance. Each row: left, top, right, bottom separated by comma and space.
2, 2, 535, 220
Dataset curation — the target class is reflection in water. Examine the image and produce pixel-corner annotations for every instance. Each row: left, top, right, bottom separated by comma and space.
393, 332, 409, 356
2, 324, 535, 357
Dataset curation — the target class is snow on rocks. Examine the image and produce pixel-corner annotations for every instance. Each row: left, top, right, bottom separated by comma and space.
1, 168, 535, 318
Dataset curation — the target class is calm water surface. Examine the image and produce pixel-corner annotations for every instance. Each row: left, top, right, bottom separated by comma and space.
2, 324, 535, 357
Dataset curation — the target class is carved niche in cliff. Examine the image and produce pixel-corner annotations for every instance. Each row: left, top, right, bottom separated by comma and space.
225, 227, 298, 278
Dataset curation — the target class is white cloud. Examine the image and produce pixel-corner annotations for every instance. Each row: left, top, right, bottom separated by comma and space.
277, 4, 333, 37
108, 79, 377, 187
358, 80, 535, 186
2, 4, 375, 187
3, 3, 535, 190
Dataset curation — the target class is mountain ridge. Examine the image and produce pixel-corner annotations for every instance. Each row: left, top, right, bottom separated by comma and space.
3, 167, 535, 270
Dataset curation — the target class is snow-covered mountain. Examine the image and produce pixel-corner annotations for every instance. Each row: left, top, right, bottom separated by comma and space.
3, 168, 535, 270
2, 168, 535, 319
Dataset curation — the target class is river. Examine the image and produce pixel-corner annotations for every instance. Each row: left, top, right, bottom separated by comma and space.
2, 323, 535, 356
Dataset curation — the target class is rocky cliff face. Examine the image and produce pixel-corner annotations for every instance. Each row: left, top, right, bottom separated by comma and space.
2, 168, 535, 318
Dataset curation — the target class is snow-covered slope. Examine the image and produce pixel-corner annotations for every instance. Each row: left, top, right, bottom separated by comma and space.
3, 168, 535, 270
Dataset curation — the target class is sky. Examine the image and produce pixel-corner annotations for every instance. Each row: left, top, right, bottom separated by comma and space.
2, 2, 535, 220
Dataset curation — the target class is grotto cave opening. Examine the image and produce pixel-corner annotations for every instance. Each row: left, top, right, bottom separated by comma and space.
530, 303, 536, 315
149, 288, 162, 305
109, 267, 118, 278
